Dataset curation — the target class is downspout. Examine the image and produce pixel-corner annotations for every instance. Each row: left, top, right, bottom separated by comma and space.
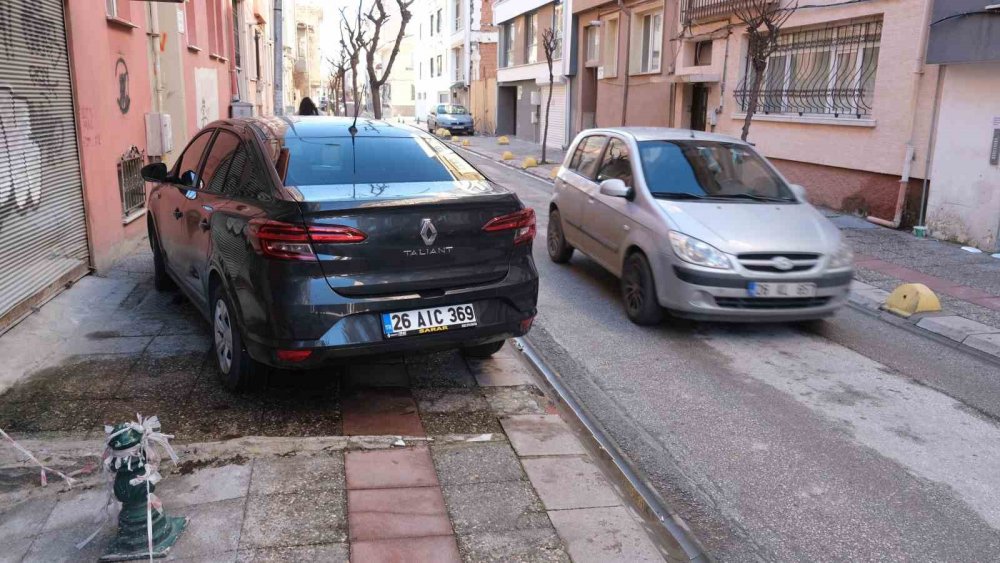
916, 64, 945, 232
274, 0, 284, 115
867, 0, 933, 229
147, 2, 164, 114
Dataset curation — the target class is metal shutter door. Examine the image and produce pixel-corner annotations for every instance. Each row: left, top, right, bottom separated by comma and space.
0, 0, 89, 329
540, 84, 566, 150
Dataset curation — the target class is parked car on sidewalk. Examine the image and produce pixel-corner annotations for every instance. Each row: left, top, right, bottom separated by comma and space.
547, 128, 853, 324
427, 104, 474, 135
141, 116, 538, 389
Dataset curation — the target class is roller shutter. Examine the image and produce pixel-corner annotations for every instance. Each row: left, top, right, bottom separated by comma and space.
0, 0, 89, 331
540, 83, 566, 149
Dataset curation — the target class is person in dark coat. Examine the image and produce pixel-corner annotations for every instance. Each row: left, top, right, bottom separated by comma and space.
298, 97, 320, 116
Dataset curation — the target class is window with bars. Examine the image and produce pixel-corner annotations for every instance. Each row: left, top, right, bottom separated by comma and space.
119, 146, 146, 219
734, 19, 882, 119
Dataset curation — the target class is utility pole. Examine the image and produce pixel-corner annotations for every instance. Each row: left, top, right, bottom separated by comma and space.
274, 0, 284, 115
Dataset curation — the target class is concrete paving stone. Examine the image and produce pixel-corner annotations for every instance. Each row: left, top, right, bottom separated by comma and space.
850, 281, 877, 292
345, 445, 438, 490
350, 535, 461, 563
431, 442, 527, 486
421, 411, 503, 436
145, 334, 213, 357
42, 487, 116, 533
405, 352, 477, 388
848, 288, 890, 311
441, 480, 551, 534
970, 296, 1000, 312
916, 316, 999, 343
469, 357, 534, 387
236, 544, 348, 562
964, 333, 1000, 358
500, 415, 586, 457
0, 355, 135, 402
0, 497, 56, 547
0, 399, 105, 434
937, 296, 1000, 330
240, 489, 347, 548
547, 506, 663, 563
347, 486, 453, 541
158, 462, 253, 506
21, 521, 116, 563
343, 362, 409, 387
521, 456, 621, 511
412, 388, 490, 414
482, 385, 554, 416
64, 335, 153, 357
341, 388, 425, 437
168, 497, 245, 559
455, 529, 570, 563
937, 285, 995, 301
0, 535, 34, 563
249, 453, 345, 496
81, 318, 165, 339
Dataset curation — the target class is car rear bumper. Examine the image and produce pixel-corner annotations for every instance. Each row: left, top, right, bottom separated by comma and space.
658, 264, 853, 322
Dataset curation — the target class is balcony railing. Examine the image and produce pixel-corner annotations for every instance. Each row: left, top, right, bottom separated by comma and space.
682, 0, 764, 25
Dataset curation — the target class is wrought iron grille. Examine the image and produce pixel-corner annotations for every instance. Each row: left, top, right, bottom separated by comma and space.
118, 145, 146, 218
734, 19, 882, 119
682, 0, 745, 24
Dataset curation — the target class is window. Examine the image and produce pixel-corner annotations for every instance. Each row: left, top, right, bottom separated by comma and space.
430, 14, 434, 36
186, 0, 200, 47
411, 85, 416, 100
734, 20, 882, 118
202, 131, 242, 194
694, 40, 712, 66
419, 61, 423, 77
454, 0, 462, 31
603, 17, 619, 76
553, 3, 563, 58
207, 0, 218, 54
437, 9, 443, 33
596, 139, 633, 186
585, 26, 600, 66
429, 57, 434, 76
501, 22, 515, 67
525, 13, 538, 64
454, 48, 463, 81
633, 11, 662, 74
174, 130, 215, 183
568, 136, 607, 179
232, 1, 242, 71
118, 146, 144, 218
437, 55, 443, 77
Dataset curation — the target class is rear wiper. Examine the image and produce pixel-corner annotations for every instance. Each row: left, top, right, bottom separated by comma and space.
707, 193, 795, 203
650, 192, 708, 200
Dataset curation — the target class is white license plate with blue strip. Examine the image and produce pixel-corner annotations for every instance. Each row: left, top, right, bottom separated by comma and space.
382, 304, 478, 338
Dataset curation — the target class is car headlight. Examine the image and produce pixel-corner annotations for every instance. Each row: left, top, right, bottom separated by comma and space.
668, 232, 732, 270
829, 242, 854, 269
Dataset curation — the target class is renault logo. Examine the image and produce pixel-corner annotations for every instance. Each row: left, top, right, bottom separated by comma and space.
772, 256, 794, 271
420, 218, 438, 246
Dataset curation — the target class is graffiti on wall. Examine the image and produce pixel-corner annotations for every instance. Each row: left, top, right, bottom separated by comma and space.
194, 67, 219, 129
0, 87, 43, 221
115, 57, 130, 114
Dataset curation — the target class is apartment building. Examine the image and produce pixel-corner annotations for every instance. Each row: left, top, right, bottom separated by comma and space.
377, 31, 417, 117
290, 2, 324, 108
495, 0, 570, 148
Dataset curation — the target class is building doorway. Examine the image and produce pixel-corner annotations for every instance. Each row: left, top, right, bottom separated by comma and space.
690, 84, 709, 131
497, 86, 517, 136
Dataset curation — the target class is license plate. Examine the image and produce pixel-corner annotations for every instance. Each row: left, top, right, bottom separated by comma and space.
747, 282, 817, 298
382, 304, 478, 338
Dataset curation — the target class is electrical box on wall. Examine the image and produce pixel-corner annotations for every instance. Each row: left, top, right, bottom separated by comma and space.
144, 113, 173, 157
530, 112, 538, 124
597, 66, 605, 80
530, 91, 540, 106
231, 101, 254, 118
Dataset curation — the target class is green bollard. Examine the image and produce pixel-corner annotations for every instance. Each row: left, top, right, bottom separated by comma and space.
99, 422, 187, 561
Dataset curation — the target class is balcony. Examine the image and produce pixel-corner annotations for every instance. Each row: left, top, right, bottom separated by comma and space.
682, 0, 770, 25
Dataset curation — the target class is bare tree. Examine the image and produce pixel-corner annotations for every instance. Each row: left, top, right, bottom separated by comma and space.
340, 2, 367, 120
540, 27, 559, 164
327, 52, 349, 116
361, 0, 414, 119
733, 0, 798, 141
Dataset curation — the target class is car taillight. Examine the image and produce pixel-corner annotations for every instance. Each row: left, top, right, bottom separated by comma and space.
483, 208, 536, 246
248, 219, 366, 260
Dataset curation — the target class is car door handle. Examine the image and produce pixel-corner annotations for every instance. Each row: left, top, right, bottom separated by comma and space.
199, 218, 210, 231
173, 208, 182, 219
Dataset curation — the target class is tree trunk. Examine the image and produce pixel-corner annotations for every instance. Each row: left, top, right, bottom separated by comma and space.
542, 64, 553, 164
620, 7, 631, 126
339, 73, 348, 116
371, 83, 383, 119
740, 57, 767, 141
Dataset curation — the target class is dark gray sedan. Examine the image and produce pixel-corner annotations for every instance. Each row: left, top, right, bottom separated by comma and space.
142, 116, 538, 389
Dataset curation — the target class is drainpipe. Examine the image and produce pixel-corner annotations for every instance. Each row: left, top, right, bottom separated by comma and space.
916, 64, 945, 231
273, 0, 284, 115
147, 2, 164, 114
867, 0, 933, 229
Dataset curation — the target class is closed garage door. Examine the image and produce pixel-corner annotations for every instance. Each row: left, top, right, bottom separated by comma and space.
540, 84, 566, 150
0, 0, 89, 331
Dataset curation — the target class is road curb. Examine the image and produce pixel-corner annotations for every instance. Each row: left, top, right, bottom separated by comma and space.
513, 336, 711, 562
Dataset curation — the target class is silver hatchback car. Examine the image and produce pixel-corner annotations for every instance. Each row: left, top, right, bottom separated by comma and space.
548, 128, 854, 324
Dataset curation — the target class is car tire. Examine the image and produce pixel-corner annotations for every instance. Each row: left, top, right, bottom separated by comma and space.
461, 340, 505, 358
547, 210, 574, 264
211, 285, 265, 392
148, 217, 174, 292
621, 252, 664, 326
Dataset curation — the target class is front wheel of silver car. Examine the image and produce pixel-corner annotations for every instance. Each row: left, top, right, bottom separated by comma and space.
212, 287, 264, 392
547, 210, 574, 264
622, 252, 664, 326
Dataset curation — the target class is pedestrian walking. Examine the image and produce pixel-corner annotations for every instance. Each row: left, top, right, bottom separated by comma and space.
298, 97, 320, 116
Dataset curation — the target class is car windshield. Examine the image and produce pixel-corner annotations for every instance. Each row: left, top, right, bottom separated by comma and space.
439, 105, 468, 115
637, 140, 794, 202
283, 136, 485, 187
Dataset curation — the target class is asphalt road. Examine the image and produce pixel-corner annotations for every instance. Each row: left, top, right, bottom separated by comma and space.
461, 148, 1000, 561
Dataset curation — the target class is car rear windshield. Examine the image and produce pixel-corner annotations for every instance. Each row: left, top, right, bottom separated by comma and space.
439, 105, 468, 114
283, 136, 484, 187
637, 140, 794, 202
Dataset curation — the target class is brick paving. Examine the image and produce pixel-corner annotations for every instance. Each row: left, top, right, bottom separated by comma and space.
0, 247, 669, 562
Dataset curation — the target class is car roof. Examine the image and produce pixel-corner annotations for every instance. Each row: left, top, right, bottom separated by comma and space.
581, 127, 746, 144
212, 116, 424, 140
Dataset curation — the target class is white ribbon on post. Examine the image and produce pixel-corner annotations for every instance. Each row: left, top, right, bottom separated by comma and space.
0, 427, 79, 488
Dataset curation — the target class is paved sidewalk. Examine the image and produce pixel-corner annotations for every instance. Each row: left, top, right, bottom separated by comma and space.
0, 249, 670, 562
447, 134, 567, 184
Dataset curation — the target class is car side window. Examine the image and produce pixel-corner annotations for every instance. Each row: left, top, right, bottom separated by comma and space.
201, 131, 242, 195
174, 130, 214, 188
231, 147, 275, 202
436, 104, 446, 114
595, 139, 634, 186
569, 136, 606, 180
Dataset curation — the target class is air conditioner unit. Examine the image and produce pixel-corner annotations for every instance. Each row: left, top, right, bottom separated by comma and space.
530, 91, 540, 105
597, 66, 605, 80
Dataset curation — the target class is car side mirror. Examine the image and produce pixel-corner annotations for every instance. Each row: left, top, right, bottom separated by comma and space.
599, 178, 634, 200
178, 170, 201, 190
141, 162, 168, 183
789, 183, 808, 202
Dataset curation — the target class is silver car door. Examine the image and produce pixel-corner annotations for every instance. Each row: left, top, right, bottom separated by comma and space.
585, 137, 637, 267
559, 135, 607, 234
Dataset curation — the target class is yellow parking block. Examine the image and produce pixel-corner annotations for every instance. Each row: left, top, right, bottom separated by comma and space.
522, 157, 538, 169
462, 139, 471, 146
497, 136, 510, 145
549, 167, 559, 178
882, 283, 941, 317
501, 151, 514, 160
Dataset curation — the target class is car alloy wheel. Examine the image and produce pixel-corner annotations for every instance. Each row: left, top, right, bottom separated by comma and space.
546, 210, 574, 263
214, 298, 234, 375
622, 252, 664, 325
